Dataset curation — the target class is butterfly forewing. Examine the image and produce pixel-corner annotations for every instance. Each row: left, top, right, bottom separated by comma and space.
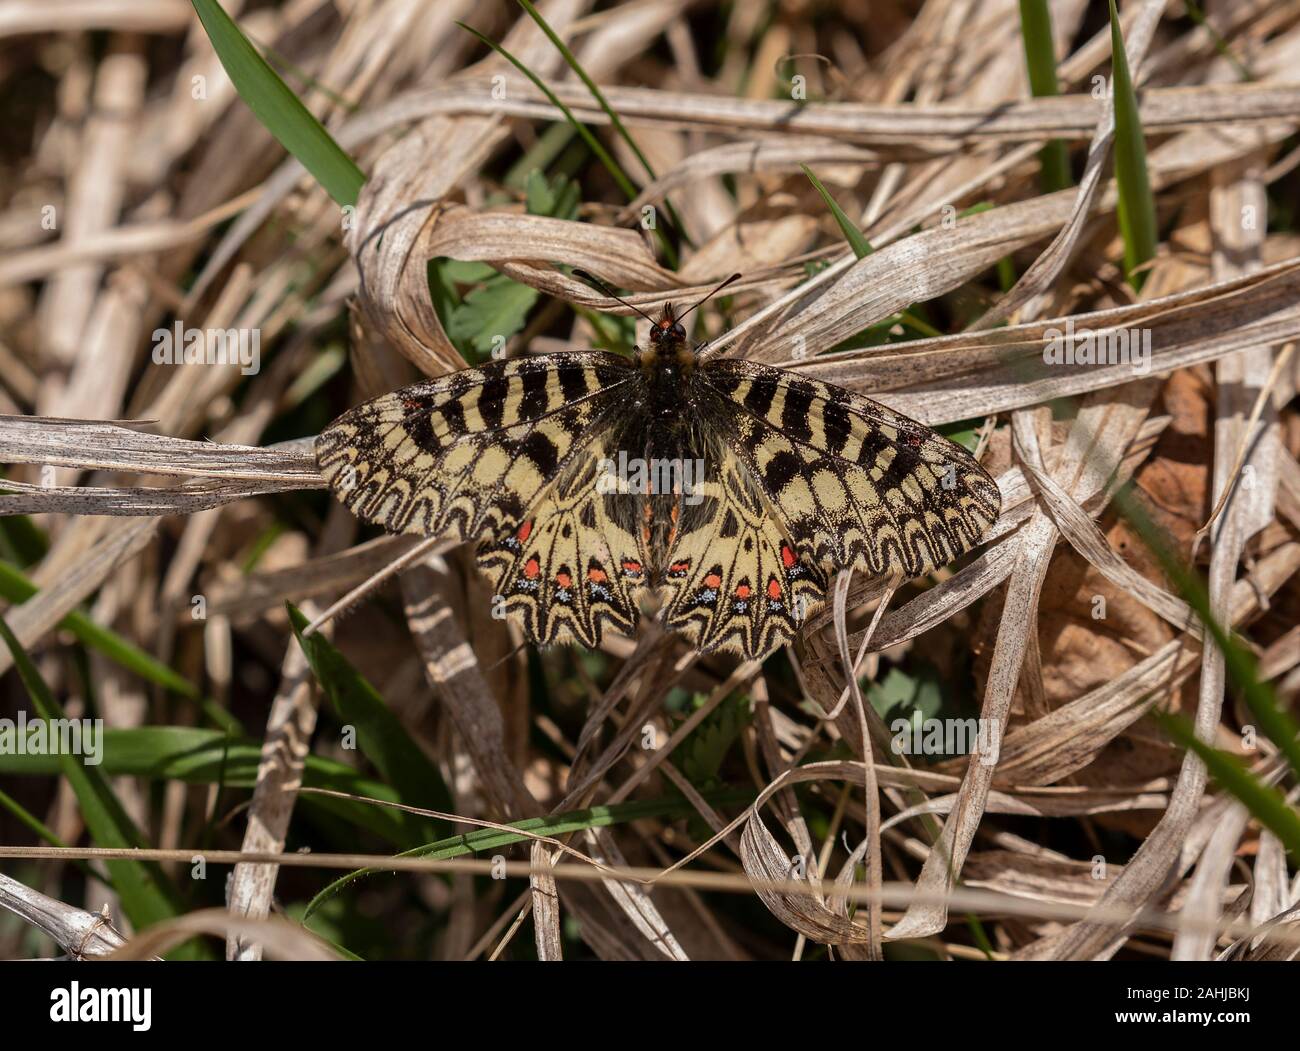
694, 358, 1000, 582
316, 353, 634, 541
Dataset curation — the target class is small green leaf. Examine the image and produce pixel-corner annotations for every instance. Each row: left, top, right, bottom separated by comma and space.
869, 666, 942, 723
446, 276, 539, 356
525, 169, 580, 220
938, 420, 983, 452
679, 696, 751, 787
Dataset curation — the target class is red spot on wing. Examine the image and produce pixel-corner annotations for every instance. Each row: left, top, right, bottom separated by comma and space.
781, 544, 797, 569
516, 520, 532, 543
767, 579, 782, 600
734, 584, 752, 600
704, 572, 722, 589
556, 571, 572, 588
523, 558, 540, 580
622, 559, 644, 576
588, 567, 608, 583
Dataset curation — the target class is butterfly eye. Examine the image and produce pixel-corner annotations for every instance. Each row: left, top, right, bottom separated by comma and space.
672, 323, 685, 340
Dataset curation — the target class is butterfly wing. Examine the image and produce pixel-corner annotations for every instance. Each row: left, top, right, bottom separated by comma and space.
315, 353, 635, 541
657, 437, 828, 659
315, 352, 648, 649
694, 358, 1001, 582
475, 428, 652, 647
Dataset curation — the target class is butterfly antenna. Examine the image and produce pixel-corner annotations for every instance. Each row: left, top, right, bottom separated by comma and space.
571, 268, 661, 326
674, 272, 742, 326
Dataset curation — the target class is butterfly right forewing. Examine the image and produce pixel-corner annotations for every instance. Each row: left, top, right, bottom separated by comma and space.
694, 358, 1000, 582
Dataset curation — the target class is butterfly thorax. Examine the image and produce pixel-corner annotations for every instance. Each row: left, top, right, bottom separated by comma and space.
634, 304, 699, 429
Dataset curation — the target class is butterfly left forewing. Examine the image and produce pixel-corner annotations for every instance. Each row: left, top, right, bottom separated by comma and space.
315, 353, 633, 541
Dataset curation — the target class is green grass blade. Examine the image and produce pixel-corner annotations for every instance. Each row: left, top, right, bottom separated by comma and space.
0, 561, 198, 699
0, 617, 192, 942
1111, 485, 1300, 780
288, 604, 453, 844
0, 725, 416, 845
1155, 712, 1300, 863
1018, 0, 1072, 192
801, 164, 873, 260
457, 21, 636, 201
302, 788, 753, 922
456, 20, 679, 268
513, 0, 691, 249
1109, 0, 1158, 291
190, 0, 365, 207
515, 0, 655, 182
802, 166, 942, 339
1183, 0, 1253, 81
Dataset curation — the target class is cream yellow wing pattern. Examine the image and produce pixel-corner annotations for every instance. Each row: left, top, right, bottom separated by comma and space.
695, 358, 1001, 580
316, 352, 648, 647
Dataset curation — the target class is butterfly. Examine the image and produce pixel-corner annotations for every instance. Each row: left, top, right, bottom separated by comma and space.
315, 272, 1001, 661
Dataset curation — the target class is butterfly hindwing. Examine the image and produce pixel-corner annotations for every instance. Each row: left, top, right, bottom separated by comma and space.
475, 430, 651, 648
695, 358, 1000, 581
315, 353, 634, 541
658, 441, 828, 659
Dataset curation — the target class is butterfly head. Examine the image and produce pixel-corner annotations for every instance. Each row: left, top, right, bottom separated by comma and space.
648, 303, 688, 351
640, 303, 695, 379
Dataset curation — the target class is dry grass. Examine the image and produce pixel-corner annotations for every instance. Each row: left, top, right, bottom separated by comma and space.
0, 0, 1298, 962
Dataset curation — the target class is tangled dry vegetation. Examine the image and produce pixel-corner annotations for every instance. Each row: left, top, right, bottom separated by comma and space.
1, 0, 1299, 962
